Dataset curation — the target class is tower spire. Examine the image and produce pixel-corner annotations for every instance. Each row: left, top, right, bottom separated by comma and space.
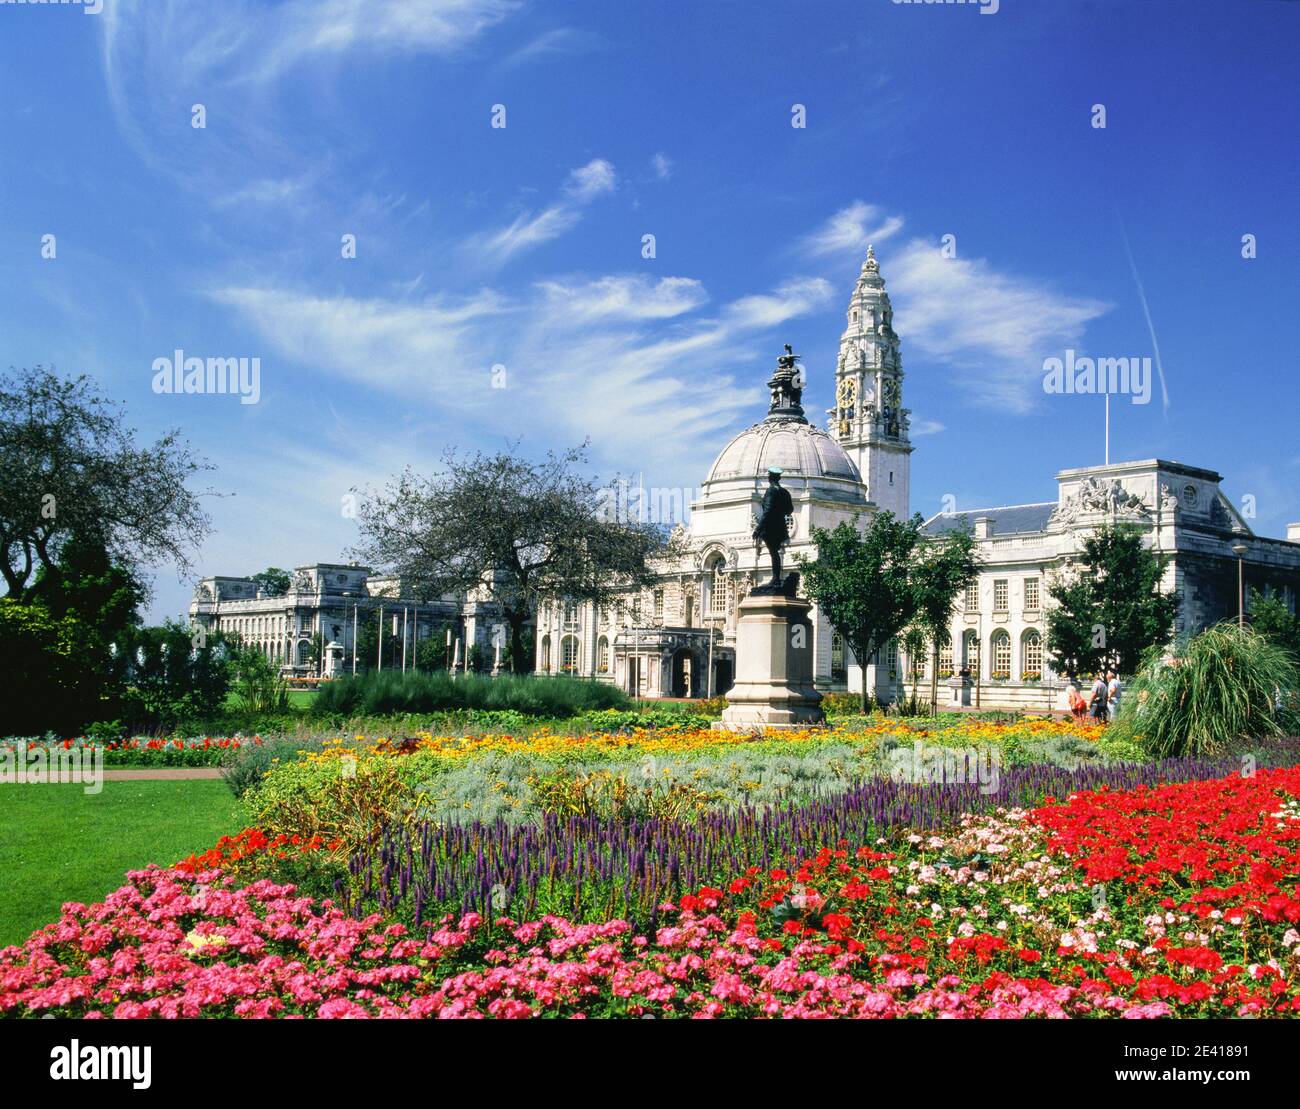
827, 248, 912, 517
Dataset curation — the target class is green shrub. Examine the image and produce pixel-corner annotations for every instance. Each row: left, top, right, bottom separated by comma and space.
230, 647, 289, 716
1109, 624, 1299, 759
309, 671, 630, 719
221, 736, 314, 798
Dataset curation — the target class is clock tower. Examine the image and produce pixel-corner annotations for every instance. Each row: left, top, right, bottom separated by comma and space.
827, 245, 912, 519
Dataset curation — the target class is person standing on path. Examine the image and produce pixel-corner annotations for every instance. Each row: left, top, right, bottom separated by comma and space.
1089, 672, 1109, 723
1106, 670, 1122, 721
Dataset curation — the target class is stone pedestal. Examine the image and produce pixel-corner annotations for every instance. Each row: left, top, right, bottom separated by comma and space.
717, 592, 825, 730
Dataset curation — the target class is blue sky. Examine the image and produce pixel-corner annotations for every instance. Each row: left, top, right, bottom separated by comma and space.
2, 0, 1298, 622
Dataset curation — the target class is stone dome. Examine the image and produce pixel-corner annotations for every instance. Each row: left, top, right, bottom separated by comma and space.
705, 419, 861, 484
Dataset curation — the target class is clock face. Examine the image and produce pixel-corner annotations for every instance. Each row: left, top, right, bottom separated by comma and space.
1182, 484, 1198, 507
836, 377, 857, 406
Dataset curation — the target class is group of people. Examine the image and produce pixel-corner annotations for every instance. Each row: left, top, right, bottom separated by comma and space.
1067, 670, 1122, 723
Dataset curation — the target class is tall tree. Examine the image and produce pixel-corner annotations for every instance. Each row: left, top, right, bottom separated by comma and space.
911, 526, 981, 715
800, 512, 925, 713
351, 445, 664, 672
1247, 588, 1300, 662
251, 567, 291, 597
0, 367, 213, 599
1046, 523, 1177, 677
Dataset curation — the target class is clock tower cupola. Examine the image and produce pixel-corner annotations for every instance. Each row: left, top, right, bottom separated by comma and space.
827, 245, 912, 518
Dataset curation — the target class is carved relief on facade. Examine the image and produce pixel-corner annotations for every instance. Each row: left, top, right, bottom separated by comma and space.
1051, 476, 1152, 525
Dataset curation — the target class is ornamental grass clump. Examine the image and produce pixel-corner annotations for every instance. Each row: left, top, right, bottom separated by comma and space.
1111, 623, 1299, 759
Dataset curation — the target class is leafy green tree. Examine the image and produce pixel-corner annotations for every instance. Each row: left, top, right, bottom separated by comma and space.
0, 367, 212, 599
910, 526, 981, 714
1046, 524, 1177, 677
1247, 589, 1300, 662
1045, 578, 1101, 680
251, 567, 291, 597
0, 598, 100, 734
351, 445, 664, 673
800, 512, 925, 713
355, 611, 406, 671
117, 621, 233, 729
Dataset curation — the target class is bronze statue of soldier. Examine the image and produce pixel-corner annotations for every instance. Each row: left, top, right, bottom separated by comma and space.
752, 467, 795, 594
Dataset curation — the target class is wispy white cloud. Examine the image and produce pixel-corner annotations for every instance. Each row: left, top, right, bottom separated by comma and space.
651, 152, 673, 180
496, 26, 603, 70
210, 267, 834, 482
536, 276, 707, 322
910, 419, 946, 437
885, 238, 1111, 411
563, 158, 617, 202
100, 0, 518, 197
726, 279, 834, 330
801, 201, 904, 257
471, 159, 617, 265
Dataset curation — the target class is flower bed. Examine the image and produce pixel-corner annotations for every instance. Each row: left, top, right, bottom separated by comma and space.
1, 736, 262, 768
4, 764, 1299, 1018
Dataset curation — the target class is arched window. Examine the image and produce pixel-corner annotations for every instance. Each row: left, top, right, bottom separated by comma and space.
597, 636, 610, 674
830, 632, 846, 680
963, 630, 980, 676
707, 556, 727, 617
1022, 630, 1043, 680
540, 635, 552, 672
938, 639, 953, 676
560, 634, 579, 673
908, 649, 926, 680
991, 630, 1011, 680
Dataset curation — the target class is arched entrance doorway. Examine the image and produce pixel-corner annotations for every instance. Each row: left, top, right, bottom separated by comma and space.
670, 648, 694, 698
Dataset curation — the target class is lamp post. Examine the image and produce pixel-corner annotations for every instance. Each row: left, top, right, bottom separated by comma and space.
342, 592, 359, 675
1230, 540, 1249, 629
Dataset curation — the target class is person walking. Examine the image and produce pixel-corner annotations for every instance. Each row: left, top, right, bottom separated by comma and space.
1089, 672, 1109, 723
1106, 670, 1122, 721
1066, 677, 1088, 723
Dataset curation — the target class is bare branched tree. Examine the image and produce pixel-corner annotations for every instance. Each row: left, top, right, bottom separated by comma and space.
350, 444, 666, 672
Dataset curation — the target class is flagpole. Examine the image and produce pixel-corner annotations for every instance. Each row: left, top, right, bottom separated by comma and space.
1105, 393, 1110, 465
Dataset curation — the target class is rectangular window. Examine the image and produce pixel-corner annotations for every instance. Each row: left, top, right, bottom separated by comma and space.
1024, 577, 1040, 611
653, 589, 664, 621
993, 579, 1008, 612
964, 581, 979, 611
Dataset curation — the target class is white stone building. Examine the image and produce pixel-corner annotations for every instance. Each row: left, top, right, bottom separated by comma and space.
188, 563, 511, 676
535, 246, 916, 700
536, 246, 1300, 707
917, 461, 1300, 710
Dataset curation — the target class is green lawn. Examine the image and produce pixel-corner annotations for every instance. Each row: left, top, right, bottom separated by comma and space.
0, 780, 244, 948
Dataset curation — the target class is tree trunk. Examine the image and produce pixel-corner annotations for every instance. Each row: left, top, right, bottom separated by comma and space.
859, 638, 870, 715
508, 613, 530, 674
930, 640, 940, 717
